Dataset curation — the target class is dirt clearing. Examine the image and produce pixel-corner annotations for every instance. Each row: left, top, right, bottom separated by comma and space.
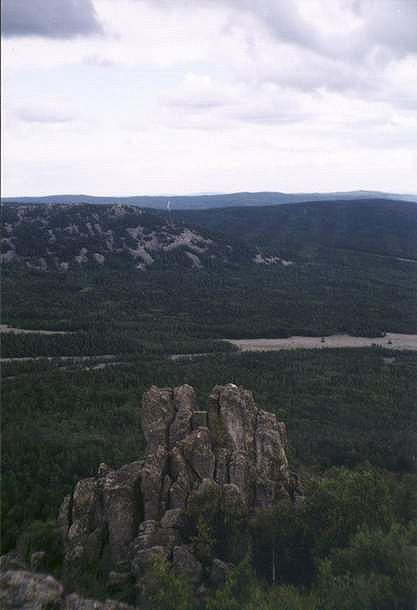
226, 333, 417, 352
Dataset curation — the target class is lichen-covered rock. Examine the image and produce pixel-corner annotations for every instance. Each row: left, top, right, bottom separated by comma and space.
141, 446, 167, 521
255, 409, 289, 508
101, 461, 143, 568
182, 428, 215, 481
30, 551, 47, 573
67, 478, 100, 545
168, 446, 192, 510
169, 385, 196, 448
132, 546, 167, 580
160, 508, 182, 529
65, 593, 135, 609
0, 570, 63, 610
0, 569, 136, 610
142, 386, 175, 450
0, 552, 26, 572
60, 383, 293, 599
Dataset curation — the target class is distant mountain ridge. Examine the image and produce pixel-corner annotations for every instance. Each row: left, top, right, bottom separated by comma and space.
3, 190, 417, 210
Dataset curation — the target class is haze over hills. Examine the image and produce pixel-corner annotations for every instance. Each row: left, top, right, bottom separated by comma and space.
3, 189, 417, 209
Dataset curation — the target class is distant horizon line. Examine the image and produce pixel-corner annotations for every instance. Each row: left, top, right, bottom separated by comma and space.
3, 188, 417, 199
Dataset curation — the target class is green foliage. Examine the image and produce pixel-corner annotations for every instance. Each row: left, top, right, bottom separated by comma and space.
140, 553, 194, 610
16, 520, 63, 576
303, 467, 395, 558
191, 517, 216, 564
251, 467, 416, 590
181, 483, 249, 564
205, 559, 317, 610
265, 585, 318, 610
205, 557, 257, 610
326, 524, 417, 610
251, 499, 315, 586
315, 559, 388, 610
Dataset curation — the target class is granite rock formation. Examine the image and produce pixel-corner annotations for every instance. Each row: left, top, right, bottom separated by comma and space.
58, 384, 294, 600
0, 569, 135, 610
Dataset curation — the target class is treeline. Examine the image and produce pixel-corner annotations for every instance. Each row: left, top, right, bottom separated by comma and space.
1, 331, 235, 358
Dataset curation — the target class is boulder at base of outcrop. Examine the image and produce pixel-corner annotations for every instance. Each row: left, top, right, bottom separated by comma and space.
0, 569, 136, 610
0, 570, 63, 610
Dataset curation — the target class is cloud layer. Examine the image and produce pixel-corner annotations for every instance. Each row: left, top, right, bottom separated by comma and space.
2, 0, 102, 38
2, 0, 416, 196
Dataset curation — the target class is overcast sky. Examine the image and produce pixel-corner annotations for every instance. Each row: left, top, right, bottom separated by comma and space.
2, 0, 417, 196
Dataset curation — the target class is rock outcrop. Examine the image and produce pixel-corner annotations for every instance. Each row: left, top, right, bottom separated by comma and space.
58, 384, 294, 602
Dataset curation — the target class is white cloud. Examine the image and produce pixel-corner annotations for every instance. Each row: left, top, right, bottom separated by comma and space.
1, 0, 416, 196
15, 106, 76, 124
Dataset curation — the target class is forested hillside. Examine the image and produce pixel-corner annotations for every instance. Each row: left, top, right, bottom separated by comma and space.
1, 203, 253, 272
176, 199, 417, 261
2, 200, 417, 360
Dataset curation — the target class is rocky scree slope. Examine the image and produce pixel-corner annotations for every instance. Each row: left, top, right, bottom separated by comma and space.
53, 383, 297, 603
1, 204, 257, 272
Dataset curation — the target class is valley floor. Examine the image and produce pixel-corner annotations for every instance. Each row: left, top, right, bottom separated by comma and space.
226, 332, 417, 351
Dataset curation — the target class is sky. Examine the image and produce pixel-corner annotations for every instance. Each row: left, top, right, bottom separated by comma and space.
1, 0, 417, 196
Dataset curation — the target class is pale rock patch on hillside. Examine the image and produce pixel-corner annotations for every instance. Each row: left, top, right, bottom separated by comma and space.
93, 253, 105, 264
185, 251, 202, 268
75, 248, 88, 264
254, 252, 294, 266
64, 223, 80, 235
128, 245, 154, 266
163, 228, 212, 253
